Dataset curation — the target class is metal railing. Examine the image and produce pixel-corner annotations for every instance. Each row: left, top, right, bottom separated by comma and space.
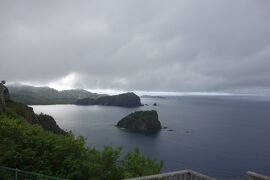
247, 171, 270, 180
1, 166, 270, 180
126, 169, 215, 180
0, 166, 68, 180
127, 170, 270, 180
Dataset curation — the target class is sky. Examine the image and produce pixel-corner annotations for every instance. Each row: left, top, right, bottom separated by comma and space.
1, 0, 270, 94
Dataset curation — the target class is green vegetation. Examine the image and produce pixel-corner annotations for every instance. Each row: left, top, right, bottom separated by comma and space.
76, 92, 142, 107
8, 85, 105, 105
8, 85, 142, 107
0, 102, 163, 179
117, 110, 161, 133
4, 100, 65, 134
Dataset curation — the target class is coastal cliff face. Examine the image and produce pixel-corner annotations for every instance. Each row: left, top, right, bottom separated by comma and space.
1, 84, 65, 134
76, 92, 142, 107
36, 113, 65, 134
5, 101, 66, 134
0, 82, 10, 113
0, 87, 3, 113
117, 110, 161, 133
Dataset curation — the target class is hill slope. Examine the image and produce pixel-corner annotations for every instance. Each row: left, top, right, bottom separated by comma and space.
4, 100, 66, 134
0, 87, 162, 179
8, 85, 105, 105
76, 92, 142, 107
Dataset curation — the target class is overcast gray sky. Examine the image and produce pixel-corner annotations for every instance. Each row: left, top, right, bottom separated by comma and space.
1, 0, 270, 93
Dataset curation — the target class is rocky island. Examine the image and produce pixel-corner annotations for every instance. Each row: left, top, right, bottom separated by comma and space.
76, 92, 142, 107
116, 110, 161, 133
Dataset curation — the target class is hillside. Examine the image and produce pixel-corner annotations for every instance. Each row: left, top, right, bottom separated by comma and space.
4, 100, 66, 134
8, 85, 106, 105
0, 85, 163, 179
76, 92, 142, 107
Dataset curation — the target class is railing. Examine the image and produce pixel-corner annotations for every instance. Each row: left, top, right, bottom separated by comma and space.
247, 171, 270, 180
1, 166, 269, 180
0, 166, 68, 180
126, 169, 216, 180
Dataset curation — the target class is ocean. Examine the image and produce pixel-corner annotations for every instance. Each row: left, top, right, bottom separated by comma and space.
31, 95, 270, 179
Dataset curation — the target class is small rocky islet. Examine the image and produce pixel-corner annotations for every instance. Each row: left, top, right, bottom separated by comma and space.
116, 110, 162, 133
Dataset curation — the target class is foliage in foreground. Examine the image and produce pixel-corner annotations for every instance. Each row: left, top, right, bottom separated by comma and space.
0, 115, 163, 179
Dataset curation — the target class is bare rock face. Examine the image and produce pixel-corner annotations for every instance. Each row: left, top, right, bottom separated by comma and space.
117, 110, 161, 133
36, 113, 66, 134
5, 100, 66, 134
0, 81, 10, 113
20, 103, 66, 134
0, 86, 4, 113
1, 83, 65, 134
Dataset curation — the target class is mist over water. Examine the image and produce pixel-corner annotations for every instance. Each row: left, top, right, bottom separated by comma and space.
31, 96, 270, 178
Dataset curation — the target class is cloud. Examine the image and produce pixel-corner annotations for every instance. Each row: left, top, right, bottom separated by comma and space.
47, 73, 86, 90
1, 0, 270, 93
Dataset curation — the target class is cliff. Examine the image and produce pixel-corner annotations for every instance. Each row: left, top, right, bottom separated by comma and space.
0, 86, 3, 113
5, 101, 66, 134
0, 81, 10, 113
76, 92, 142, 107
116, 110, 161, 133
1, 83, 65, 134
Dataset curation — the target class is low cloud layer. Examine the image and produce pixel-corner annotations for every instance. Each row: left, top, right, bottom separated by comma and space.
1, 0, 270, 93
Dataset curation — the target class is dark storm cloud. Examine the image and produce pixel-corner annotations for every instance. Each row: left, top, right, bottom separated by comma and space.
0, 0, 270, 92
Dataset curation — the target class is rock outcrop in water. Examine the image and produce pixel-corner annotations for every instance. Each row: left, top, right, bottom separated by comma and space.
116, 110, 161, 133
76, 92, 142, 107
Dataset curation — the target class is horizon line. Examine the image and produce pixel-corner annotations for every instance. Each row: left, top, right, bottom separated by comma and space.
6, 82, 267, 97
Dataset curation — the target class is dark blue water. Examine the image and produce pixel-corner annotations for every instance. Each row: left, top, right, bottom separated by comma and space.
31, 96, 270, 179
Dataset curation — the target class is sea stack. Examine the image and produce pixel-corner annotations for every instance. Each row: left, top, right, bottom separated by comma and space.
116, 110, 161, 133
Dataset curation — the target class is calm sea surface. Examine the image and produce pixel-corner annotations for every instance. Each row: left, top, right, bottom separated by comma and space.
31, 96, 270, 179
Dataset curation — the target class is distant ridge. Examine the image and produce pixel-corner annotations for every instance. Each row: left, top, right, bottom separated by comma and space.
8, 84, 142, 107
141, 95, 166, 99
76, 92, 142, 107
8, 84, 106, 105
